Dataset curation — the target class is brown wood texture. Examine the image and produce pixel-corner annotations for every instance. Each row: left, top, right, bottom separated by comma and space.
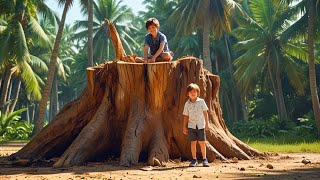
10, 57, 262, 167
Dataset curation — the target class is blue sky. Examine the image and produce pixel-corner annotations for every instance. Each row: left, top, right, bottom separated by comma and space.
45, 0, 145, 25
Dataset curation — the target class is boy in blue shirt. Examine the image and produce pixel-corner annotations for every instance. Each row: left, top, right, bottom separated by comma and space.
183, 83, 210, 167
135, 18, 173, 63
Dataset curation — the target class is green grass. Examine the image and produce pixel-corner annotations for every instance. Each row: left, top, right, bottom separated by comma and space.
240, 136, 320, 153
247, 141, 320, 153
0, 139, 30, 144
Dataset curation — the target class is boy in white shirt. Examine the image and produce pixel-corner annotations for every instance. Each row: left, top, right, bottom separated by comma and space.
182, 83, 210, 167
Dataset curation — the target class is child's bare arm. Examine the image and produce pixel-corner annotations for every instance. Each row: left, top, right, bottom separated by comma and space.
183, 115, 188, 134
151, 43, 165, 62
203, 111, 209, 131
143, 45, 149, 63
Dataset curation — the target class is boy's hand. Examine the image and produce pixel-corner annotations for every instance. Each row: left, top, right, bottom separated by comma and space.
183, 127, 188, 135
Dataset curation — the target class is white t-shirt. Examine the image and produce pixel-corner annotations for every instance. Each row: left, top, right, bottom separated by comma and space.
183, 97, 208, 129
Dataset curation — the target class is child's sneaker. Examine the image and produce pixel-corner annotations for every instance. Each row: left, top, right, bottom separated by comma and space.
202, 158, 210, 167
189, 159, 198, 167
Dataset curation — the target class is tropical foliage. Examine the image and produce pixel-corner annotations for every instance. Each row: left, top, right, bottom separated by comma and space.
0, 108, 32, 141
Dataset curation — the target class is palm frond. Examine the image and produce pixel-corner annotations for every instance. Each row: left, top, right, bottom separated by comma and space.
283, 55, 306, 95
14, 20, 30, 65
282, 43, 308, 63
249, 0, 274, 29
0, 24, 13, 63
56, 57, 66, 80
234, 55, 267, 94
37, 1, 60, 28
27, 16, 52, 48
29, 55, 48, 74
280, 13, 307, 43
18, 61, 41, 101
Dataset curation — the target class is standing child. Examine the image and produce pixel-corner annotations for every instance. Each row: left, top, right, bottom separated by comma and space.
182, 83, 210, 167
135, 18, 173, 63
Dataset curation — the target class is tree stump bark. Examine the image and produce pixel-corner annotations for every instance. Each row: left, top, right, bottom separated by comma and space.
10, 57, 262, 167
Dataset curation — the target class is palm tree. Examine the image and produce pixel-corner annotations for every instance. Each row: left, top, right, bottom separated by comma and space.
88, 0, 94, 66
279, 0, 320, 128
233, 0, 308, 122
73, 0, 138, 63
0, 0, 52, 113
169, 0, 243, 70
308, 0, 320, 128
33, 0, 74, 135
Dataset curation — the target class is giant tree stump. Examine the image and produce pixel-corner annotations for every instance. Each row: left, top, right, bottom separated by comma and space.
10, 57, 262, 167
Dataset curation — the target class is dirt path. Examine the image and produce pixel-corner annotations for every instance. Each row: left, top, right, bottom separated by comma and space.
0, 143, 319, 179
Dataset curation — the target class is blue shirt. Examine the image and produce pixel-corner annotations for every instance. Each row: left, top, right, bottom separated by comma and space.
144, 31, 169, 55
183, 97, 209, 129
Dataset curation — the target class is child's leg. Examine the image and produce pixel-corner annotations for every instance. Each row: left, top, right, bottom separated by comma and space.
135, 57, 144, 63
156, 52, 172, 62
198, 141, 206, 159
191, 141, 197, 159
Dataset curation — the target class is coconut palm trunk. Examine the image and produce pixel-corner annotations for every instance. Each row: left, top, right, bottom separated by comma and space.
275, 63, 289, 122
32, 0, 72, 135
224, 34, 240, 121
203, 20, 212, 70
9, 79, 22, 113
88, 0, 94, 66
49, 76, 58, 121
268, 61, 282, 120
0, 66, 14, 113
308, 0, 320, 129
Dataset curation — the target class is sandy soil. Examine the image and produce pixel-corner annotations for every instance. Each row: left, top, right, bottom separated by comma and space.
0, 143, 319, 180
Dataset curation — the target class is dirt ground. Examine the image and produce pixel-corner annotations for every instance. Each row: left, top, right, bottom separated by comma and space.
0, 143, 319, 180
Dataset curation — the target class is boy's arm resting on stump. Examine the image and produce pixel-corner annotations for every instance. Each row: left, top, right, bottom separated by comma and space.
151, 43, 165, 62
143, 45, 149, 62
203, 111, 209, 131
183, 115, 188, 135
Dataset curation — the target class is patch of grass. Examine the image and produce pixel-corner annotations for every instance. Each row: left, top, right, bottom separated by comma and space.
0, 139, 30, 144
240, 136, 320, 153
247, 141, 320, 153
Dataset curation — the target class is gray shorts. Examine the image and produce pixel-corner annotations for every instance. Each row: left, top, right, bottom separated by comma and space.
188, 128, 206, 141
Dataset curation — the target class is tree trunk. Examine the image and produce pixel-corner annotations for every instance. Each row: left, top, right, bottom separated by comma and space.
49, 75, 58, 122
31, 104, 37, 124
202, 20, 212, 70
0, 65, 14, 113
10, 57, 262, 167
308, 0, 320, 129
9, 79, 22, 113
275, 58, 288, 122
49, 95, 53, 122
224, 34, 239, 122
268, 61, 282, 121
32, 0, 71, 135
241, 96, 249, 121
88, 0, 94, 66
26, 103, 30, 124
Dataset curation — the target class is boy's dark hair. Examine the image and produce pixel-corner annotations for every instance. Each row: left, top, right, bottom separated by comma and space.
186, 83, 200, 96
146, 18, 160, 30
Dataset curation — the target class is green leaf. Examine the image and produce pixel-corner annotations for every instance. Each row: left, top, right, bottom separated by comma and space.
30, 55, 49, 74
283, 55, 306, 95
18, 61, 42, 101
0, 108, 27, 136
14, 20, 30, 64
27, 16, 52, 48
